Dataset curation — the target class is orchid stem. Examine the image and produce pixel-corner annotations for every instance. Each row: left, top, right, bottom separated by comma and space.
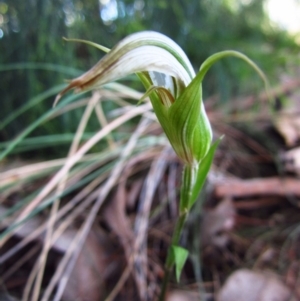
158, 164, 195, 301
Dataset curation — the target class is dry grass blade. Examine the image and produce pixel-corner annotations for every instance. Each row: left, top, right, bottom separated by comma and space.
104, 264, 133, 301
27, 92, 102, 301
94, 101, 116, 149
0, 158, 66, 190
133, 146, 173, 300
0, 102, 152, 247
0, 171, 102, 263
1, 75, 167, 301
41, 114, 154, 301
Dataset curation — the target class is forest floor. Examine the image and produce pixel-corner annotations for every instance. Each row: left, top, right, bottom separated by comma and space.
1, 74, 300, 301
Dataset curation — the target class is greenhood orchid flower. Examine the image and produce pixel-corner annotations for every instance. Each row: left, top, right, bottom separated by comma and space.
55, 31, 270, 298
55, 31, 214, 166
56, 31, 267, 170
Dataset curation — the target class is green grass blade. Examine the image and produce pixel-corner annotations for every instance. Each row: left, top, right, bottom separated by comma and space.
0, 93, 82, 160
0, 84, 66, 131
0, 63, 82, 76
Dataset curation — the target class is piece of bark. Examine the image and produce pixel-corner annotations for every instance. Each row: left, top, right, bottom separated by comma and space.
201, 198, 235, 248
214, 177, 300, 198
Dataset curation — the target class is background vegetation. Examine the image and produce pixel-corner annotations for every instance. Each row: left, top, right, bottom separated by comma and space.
1, 0, 298, 151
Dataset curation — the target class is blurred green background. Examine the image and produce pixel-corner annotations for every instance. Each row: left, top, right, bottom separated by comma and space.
0, 0, 299, 156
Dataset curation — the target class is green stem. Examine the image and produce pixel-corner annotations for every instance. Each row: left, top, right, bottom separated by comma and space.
158, 164, 196, 301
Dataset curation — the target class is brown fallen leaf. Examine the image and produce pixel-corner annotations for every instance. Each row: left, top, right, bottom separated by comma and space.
273, 90, 300, 147
281, 146, 300, 175
217, 269, 299, 301
275, 114, 300, 147
201, 198, 235, 248
62, 226, 114, 301
166, 289, 199, 301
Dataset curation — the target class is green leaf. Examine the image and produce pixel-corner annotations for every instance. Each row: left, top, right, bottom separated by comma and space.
171, 245, 189, 283
189, 136, 223, 209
